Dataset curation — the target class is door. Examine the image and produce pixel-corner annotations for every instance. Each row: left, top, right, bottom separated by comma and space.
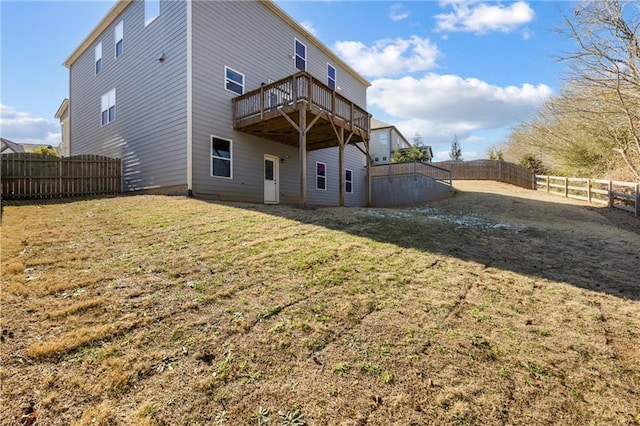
264, 154, 279, 204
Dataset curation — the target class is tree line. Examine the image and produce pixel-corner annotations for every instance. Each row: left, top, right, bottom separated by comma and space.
500, 0, 639, 181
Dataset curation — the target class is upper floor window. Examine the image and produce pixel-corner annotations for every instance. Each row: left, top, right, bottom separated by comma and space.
101, 88, 116, 126
379, 133, 388, 145
327, 63, 336, 90
115, 21, 124, 58
294, 39, 306, 71
316, 162, 326, 190
224, 66, 244, 95
145, 0, 160, 26
345, 169, 353, 193
211, 136, 232, 178
95, 42, 102, 74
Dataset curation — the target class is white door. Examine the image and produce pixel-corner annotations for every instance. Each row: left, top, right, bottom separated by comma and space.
264, 154, 279, 204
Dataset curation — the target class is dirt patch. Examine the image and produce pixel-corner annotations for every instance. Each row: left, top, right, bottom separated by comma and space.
1, 181, 639, 425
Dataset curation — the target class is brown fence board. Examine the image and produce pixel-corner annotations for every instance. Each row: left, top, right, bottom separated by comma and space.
433, 160, 535, 189
1, 154, 121, 200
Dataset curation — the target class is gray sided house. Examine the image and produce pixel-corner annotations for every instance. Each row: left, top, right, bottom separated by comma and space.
369, 118, 411, 165
64, 0, 371, 206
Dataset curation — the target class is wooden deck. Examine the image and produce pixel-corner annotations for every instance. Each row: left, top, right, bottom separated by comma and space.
232, 71, 370, 151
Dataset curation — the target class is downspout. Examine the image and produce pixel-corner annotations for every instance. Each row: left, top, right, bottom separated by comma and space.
186, 0, 193, 197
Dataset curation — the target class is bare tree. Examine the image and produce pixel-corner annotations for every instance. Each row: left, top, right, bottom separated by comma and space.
561, 0, 640, 180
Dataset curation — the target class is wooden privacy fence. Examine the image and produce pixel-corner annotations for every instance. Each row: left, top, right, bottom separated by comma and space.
371, 161, 453, 186
1, 154, 121, 200
434, 160, 535, 189
535, 175, 639, 217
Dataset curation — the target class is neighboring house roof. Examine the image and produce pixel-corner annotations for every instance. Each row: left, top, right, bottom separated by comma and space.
55, 98, 69, 119
371, 118, 394, 130
1, 138, 26, 154
371, 118, 411, 149
63, 0, 370, 88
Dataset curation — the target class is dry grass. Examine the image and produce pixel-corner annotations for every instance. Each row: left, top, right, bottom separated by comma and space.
1, 181, 639, 425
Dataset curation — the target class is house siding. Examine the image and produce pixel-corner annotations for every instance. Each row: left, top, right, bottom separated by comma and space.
69, 0, 188, 192
190, 0, 367, 205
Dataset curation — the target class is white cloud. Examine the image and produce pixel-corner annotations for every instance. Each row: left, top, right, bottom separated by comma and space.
333, 36, 440, 78
389, 3, 409, 21
0, 104, 61, 145
368, 74, 551, 149
300, 21, 317, 36
435, 1, 535, 34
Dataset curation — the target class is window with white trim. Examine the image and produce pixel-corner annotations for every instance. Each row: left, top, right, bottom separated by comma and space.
101, 88, 116, 126
345, 168, 353, 193
145, 0, 160, 26
115, 21, 124, 58
211, 136, 232, 178
327, 63, 336, 90
95, 42, 102, 74
316, 162, 326, 190
294, 39, 306, 71
379, 133, 388, 145
225, 66, 244, 95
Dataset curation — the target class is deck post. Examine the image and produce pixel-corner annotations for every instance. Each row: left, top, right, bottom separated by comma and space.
365, 137, 372, 207
299, 108, 307, 206
338, 127, 345, 207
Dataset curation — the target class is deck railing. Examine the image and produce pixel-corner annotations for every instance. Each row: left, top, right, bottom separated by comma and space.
371, 161, 453, 187
232, 71, 370, 134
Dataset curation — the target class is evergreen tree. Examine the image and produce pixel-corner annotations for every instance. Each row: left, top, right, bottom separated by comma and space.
449, 135, 462, 160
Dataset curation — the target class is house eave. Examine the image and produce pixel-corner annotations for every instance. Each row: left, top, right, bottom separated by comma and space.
55, 98, 69, 119
63, 0, 133, 68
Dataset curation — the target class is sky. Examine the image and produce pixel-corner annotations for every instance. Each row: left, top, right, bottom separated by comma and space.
0, 0, 577, 161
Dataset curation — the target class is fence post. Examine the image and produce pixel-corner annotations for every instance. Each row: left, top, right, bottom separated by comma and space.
635, 183, 639, 217
564, 177, 568, 198
608, 180, 613, 208
587, 179, 592, 204
546, 175, 550, 192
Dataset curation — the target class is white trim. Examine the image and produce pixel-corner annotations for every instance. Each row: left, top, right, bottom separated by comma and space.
100, 88, 116, 126
315, 161, 327, 191
345, 168, 353, 193
211, 135, 233, 179
294, 38, 307, 71
264, 154, 280, 204
115, 20, 124, 58
187, 0, 193, 193
224, 66, 244, 95
327, 63, 336, 90
95, 42, 102, 74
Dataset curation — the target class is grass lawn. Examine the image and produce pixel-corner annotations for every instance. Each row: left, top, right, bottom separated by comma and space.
1, 181, 639, 425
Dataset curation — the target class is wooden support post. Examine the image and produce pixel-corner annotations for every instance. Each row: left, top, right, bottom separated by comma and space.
365, 137, 372, 207
299, 108, 307, 206
338, 128, 345, 207
608, 180, 613, 208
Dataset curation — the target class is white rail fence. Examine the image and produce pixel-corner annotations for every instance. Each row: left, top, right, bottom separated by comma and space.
535, 175, 639, 217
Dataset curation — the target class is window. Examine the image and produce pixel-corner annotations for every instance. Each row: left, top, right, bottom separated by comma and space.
145, 0, 160, 26
225, 66, 244, 95
101, 88, 116, 126
211, 136, 232, 178
345, 169, 353, 193
327, 63, 336, 90
115, 21, 124, 58
316, 162, 326, 190
294, 39, 306, 71
95, 42, 102, 74
379, 133, 388, 145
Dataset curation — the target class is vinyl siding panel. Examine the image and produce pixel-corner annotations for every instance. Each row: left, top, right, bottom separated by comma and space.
191, 0, 367, 204
69, 0, 188, 192
307, 145, 367, 207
